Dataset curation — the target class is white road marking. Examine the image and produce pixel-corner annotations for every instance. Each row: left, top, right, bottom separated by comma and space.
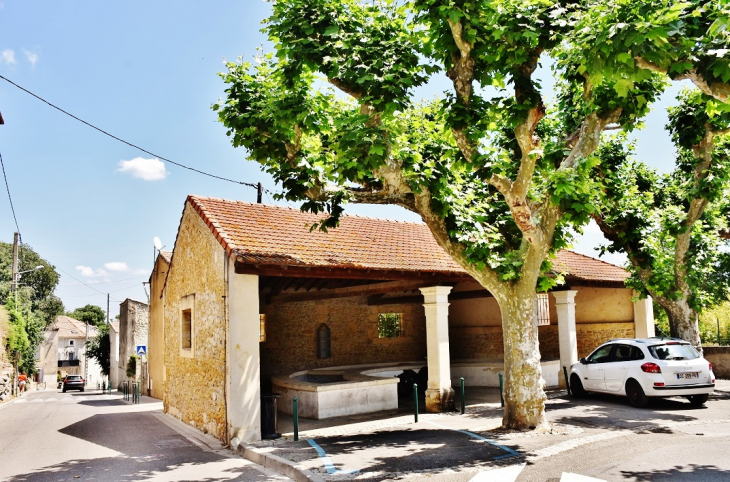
561, 473, 607, 482
469, 463, 525, 482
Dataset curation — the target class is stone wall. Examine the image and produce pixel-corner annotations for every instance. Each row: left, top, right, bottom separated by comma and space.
577, 322, 635, 358
260, 297, 427, 379
119, 299, 150, 385
148, 255, 169, 400
703, 346, 730, 379
163, 202, 227, 441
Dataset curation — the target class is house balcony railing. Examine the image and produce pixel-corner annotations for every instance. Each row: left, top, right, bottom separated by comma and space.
58, 359, 80, 367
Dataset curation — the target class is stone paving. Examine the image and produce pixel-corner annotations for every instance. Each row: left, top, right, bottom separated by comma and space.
248, 382, 730, 481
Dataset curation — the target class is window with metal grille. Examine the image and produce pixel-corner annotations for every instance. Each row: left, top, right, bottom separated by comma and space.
377, 313, 402, 338
181, 309, 192, 349
317, 324, 331, 359
535, 293, 550, 326
259, 314, 267, 342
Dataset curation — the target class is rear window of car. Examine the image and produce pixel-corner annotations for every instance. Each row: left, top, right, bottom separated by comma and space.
66, 376, 82, 380
648, 343, 700, 360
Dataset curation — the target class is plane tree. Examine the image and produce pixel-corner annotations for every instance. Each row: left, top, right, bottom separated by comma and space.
593, 90, 730, 349
214, 0, 724, 430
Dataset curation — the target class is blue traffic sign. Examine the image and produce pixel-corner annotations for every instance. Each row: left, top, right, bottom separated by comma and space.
136, 345, 147, 355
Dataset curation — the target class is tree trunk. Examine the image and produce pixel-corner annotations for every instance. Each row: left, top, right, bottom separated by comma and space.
660, 298, 702, 354
498, 286, 549, 430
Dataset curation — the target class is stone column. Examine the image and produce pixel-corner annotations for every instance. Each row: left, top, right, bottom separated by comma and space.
227, 266, 261, 445
552, 290, 578, 389
633, 295, 655, 339
420, 286, 455, 412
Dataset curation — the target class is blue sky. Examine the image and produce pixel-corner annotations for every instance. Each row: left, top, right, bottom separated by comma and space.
0, 1, 685, 317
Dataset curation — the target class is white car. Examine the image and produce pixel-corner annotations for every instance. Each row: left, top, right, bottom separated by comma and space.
569, 338, 715, 407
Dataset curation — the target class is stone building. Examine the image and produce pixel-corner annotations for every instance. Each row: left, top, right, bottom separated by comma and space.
118, 299, 149, 391
108, 321, 122, 390
147, 250, 171, 400
37, 316, 103, 388
150, 195, 654, 445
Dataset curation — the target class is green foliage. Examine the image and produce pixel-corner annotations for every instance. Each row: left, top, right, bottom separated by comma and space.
595, 90, 730, 317
377, 313, 402, 338
214, 0, 682, 290
0, 241, 60, 310
126, 354, 137, 379
568, 0, 730, 97
67, 304, 106, 327
85, 323, 110, 376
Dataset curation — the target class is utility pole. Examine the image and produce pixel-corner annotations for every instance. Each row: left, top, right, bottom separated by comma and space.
11, 232, 18, 292
257, 182, 263, 203
107, 293, 110, 324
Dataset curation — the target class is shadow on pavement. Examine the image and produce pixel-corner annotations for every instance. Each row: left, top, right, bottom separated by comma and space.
3, 455, 271, 482
545, 393, 700, 432
620, 463, 729, 481
3, 411, 268, 481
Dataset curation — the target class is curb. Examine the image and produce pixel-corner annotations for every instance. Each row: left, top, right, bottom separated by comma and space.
234, 444, 325, 482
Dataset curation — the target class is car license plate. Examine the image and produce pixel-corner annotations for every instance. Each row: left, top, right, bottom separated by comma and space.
676, 372, 698, 379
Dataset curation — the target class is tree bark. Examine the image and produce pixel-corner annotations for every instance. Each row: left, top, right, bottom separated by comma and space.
497, 285, 549, 430
656, 297, 702, 354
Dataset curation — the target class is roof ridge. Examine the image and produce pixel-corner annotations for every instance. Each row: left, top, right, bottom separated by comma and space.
188, 194, 427, 226
563, 250, 625, 269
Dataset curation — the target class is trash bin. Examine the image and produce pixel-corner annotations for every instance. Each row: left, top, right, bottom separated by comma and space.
261, 393, 281, 440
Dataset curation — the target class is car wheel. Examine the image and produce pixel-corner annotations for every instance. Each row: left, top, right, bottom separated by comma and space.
570, 374, 587, 398
80, 388, 84, 392
626, 379, 649, 408
687, 394, 709, 406
62, 388, 66, 393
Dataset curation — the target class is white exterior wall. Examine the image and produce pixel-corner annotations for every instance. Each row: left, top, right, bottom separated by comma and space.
227, 267, 261, 445
109, 325, 122, 389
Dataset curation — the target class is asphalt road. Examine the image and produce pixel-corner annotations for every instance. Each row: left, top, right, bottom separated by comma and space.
262, 385, 730, 481
0, 389, 288, 481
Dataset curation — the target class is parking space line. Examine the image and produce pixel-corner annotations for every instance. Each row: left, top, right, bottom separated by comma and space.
307, 439, 360, 475
424, 420, 521, 460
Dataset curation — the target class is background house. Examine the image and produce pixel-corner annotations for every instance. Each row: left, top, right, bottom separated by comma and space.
150, 195, 654, 444
37, 316, 103, 388
117, 299, 149, 391
108, 320, 122, 390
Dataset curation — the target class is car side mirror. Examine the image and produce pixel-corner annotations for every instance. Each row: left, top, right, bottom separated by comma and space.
580, 357, 588, 365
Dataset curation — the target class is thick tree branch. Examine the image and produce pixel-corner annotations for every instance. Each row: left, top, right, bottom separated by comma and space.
635, 57, 730, 102
446, 19, 477, 163
327, 77, 363, 99
561, 110, 622, 170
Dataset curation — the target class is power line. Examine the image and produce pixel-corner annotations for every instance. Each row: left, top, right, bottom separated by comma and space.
57, 267, 109, 296
59, 275, 148, 287
0, 74, 263, 190
0, 150, 21, 240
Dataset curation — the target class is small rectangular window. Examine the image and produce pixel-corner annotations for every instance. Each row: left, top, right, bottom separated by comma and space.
534, 293, 550, 326
182, 309, 192, 349
69, 340, 74, 346
259, 314, 267, 343
377, 313, 403, 338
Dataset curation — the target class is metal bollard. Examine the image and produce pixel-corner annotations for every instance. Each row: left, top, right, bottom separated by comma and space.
413, 383, 418, 423
498, 373, 504, 408
293, 397, 299, 441
563, 366, 572, 396
460, 377, 465, 415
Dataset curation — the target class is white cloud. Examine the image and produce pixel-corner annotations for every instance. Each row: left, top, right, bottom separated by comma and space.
76, 265, 108, 278
104, 262, 130, 272
22, 49, 38, 67
1, 49, 15, 65
117, 157, 168, 181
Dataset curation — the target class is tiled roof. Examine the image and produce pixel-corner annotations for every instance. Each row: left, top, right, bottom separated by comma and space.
51, 316, 98, 338
553, 250, 628, 283
186, 195, 628, 283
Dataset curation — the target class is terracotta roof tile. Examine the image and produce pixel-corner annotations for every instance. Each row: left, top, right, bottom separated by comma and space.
51, 316, 98, 338
187, 195, 628, 283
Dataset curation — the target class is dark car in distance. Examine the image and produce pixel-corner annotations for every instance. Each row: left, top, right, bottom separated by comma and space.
62, 375, 85, 392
